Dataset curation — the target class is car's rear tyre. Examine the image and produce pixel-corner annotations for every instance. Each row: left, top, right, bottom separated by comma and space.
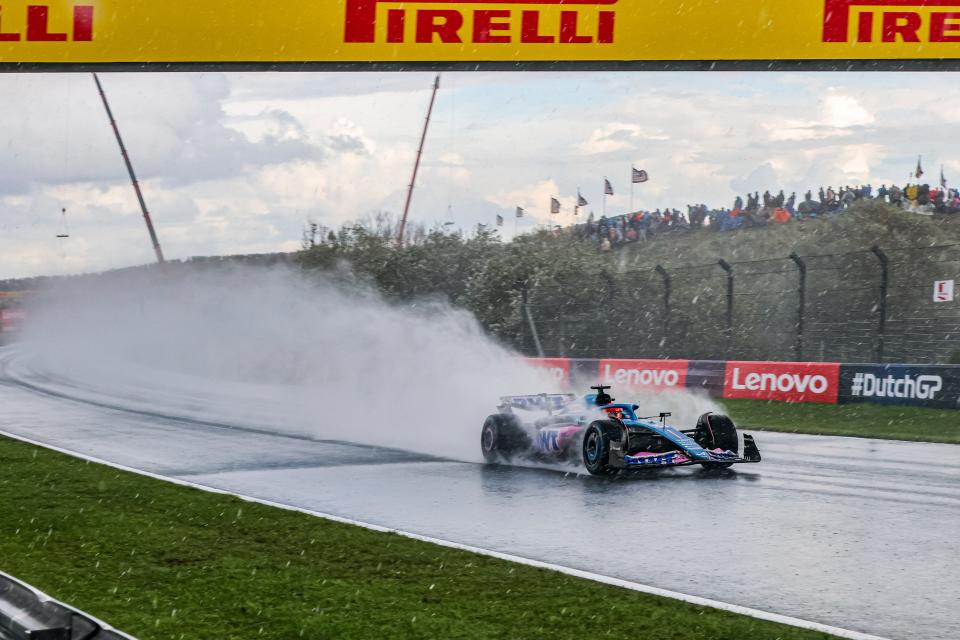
694, 413, 738, 469
581, 420, 623, 476
480, 414, 529, 463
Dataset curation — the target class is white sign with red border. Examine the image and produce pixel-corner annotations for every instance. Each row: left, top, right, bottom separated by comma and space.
934, 280, 954, 303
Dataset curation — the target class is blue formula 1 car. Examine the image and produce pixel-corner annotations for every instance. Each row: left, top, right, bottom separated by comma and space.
480, 385, 761, 475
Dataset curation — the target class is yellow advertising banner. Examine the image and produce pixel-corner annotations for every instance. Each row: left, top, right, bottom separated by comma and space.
0, 0, 959, 65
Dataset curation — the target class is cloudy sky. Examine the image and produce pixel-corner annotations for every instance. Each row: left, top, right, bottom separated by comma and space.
0, 71, 957, 278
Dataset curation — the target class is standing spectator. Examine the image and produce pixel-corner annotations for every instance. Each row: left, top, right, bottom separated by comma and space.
889, 184, 903, 206
934, 189, 947, 214
906, 183, 919, 204
842, 188, 855, 209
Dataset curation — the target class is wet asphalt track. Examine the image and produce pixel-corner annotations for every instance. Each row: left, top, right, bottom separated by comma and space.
1, 355, 958, 640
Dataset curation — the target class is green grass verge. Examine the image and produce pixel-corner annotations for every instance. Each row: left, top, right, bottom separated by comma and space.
722, 399, 960, 444
0, 435, 845, 640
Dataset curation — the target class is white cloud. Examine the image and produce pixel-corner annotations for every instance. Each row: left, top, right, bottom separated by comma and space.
577, 122, 669, 155
822, 93, 875, 128
766, 91, 875, 141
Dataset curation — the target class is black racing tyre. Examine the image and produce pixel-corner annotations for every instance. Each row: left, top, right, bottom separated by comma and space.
581, 420, 623, 476
694, 413, 739, 469
480, 414, 529, 463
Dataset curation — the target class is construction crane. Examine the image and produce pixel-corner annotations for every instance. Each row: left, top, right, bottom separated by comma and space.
396, 74, 440, 247
92, 73, 166, 265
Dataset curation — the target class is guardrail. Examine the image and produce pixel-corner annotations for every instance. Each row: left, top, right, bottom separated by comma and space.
527, 357, 960, 409
0, 571, 136, 640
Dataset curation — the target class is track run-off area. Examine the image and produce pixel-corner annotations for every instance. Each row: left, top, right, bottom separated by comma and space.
0, 347, 957, 640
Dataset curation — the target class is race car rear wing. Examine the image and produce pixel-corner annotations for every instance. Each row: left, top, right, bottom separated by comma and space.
499, 394, 577, 412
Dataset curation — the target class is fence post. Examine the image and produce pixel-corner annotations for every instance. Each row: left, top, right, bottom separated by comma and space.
870, 245, 888, 363
718, 259, 734, 357
521, 287, 545, 358
600, 270, 616, 355
655, 264, 671, 353
788, 252, 806, 361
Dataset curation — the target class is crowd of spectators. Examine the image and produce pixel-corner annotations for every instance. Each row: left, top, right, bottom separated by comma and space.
575, 183, 960, 250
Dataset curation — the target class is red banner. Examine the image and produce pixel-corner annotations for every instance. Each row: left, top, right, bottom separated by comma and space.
525, 357, 570, 384
0, 308, 25, 333
723, 361, 840, 404
598, 358, 688, 391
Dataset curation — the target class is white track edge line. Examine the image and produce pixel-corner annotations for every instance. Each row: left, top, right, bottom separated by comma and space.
0, 428, 892, 640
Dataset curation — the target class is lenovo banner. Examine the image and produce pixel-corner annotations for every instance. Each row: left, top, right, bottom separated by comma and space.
723, 361, 841, 404
597, 359, 688, 392
524, 357, 571, 385
839, 363, 960, 409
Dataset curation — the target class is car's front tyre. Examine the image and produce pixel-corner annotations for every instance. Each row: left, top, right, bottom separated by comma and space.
694, 412, 739, 469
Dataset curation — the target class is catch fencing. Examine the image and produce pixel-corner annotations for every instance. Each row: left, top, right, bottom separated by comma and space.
517, 243, 960, 365
527, 357, 960, 409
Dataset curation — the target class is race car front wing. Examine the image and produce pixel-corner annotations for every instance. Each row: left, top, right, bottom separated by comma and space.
608, 434, 762, 469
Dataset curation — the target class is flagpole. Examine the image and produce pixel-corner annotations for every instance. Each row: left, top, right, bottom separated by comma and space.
603, 179, 607, 217
630, 168, 635, 213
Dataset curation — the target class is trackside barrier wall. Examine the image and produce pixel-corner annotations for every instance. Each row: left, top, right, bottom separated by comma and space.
525, 358, 960, 409
0, 571, 136, 640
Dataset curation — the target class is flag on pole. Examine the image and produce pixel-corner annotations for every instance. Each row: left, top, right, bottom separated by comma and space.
515, 206, 525, 218
496, 214, 504, 227
941, 165, 947, 189
550, 197, 561, 214
604, 178, 614, 196
916, 156, 924, 179
577, 191, 589, 207
632, 167, 649, 183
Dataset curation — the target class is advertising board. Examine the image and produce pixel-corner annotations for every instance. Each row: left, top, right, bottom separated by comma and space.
722, 361, 841, 404
839, 363, 960, 409
3, 1, 960, 66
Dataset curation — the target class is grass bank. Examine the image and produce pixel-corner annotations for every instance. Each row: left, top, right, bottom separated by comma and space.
0, 434, 845, 640
722, 399, 960, 444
